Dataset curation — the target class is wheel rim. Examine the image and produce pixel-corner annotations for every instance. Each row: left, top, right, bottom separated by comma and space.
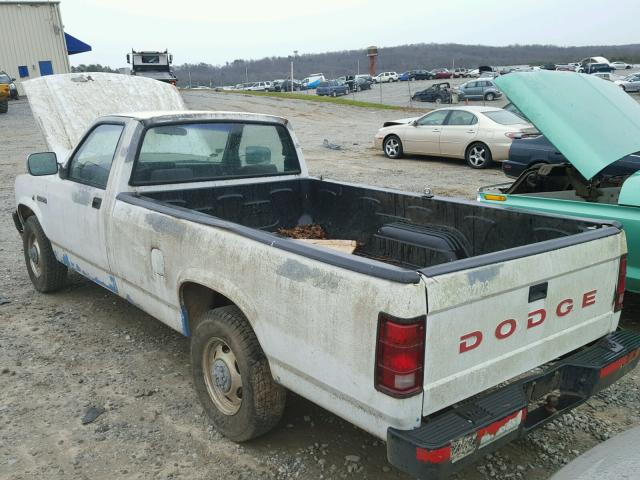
202, 337, 243, 415
27, 233, 42, 277
487, 94, 494, 101
435, 97, 442, 104
468, 146, 487, 167
385, 138, 399, 157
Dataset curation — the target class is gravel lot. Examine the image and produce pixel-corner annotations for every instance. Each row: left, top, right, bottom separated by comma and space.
1, 92, 639, 480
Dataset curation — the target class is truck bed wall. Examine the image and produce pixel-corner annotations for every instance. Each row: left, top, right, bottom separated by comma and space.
143, 178, 599, 270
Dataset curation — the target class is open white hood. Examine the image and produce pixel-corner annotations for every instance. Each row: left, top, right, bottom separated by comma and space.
23, 73, 185, 161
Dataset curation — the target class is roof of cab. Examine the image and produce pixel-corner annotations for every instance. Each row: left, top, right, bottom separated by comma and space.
112, 110, 288, 125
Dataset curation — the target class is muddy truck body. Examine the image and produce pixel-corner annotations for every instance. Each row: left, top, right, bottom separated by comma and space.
126, 49, 177, 85
13, 73, 640, 479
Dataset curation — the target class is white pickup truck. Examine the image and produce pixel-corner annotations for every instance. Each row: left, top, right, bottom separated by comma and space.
13, 74, 640, 479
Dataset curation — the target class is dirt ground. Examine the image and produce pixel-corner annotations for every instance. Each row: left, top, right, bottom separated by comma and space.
1, 93, 639, 480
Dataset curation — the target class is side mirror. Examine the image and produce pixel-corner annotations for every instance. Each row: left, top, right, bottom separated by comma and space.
27, 152, 58, 176
11, 78, 16, 82
411, 120, 418, 127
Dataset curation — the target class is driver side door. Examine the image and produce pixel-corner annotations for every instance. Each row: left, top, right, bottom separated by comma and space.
402, 110, 450, 155
47, 123, 125, 277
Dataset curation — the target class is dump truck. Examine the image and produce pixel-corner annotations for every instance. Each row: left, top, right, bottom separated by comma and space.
126, 49, 177, 85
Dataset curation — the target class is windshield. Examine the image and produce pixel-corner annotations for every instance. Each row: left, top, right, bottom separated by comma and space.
131, 122, 301, 185
483, 110, 527, 125
0, 74, 11, 83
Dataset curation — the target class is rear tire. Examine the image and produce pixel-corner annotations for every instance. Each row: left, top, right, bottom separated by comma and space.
331, 91, 337, 97
485, 92, 496, 101
466, 142, 493, 169
383, 135, 403, 159
0, 100, 7, 113
191, 306, 286, 442
22, 216, 67, 292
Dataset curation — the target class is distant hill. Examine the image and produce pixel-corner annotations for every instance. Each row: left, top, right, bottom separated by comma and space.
173, 42, 640, 87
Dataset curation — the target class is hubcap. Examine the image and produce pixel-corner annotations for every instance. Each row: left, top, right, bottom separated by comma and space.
385, 138, 399, 157
27, 233, 42, 277
202, 338, 243, 415
468, 146, 486, 167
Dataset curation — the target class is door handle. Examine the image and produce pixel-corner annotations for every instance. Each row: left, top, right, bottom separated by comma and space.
466, 130, 476, 133
432, 129, 441, 132
92, 197, 102, 209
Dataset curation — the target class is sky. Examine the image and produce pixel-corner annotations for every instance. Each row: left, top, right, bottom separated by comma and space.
58, 0, 640, 67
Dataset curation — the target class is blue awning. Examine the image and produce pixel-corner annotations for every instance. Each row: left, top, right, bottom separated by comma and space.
64, 33, 92, 55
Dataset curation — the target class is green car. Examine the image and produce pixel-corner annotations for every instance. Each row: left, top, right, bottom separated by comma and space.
479, 71, 640, 293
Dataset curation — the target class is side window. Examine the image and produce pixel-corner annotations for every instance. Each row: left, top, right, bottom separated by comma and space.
467, 82, 477, 88
68, 124, 124, 189
417, 110, 450, 126
446, 111, 478, 126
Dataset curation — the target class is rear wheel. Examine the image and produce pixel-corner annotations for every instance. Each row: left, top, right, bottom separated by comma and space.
191, 306, 286, 442
466, 142, 493, 169
0, 100, 7, 113
22, 216, 67, 292
383, 135, 403, 159
485, 92, 496, 101
331, 90, 337, 97
434, 97, 442, 104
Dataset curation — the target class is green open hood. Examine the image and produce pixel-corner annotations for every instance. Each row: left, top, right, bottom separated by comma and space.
495, 71, 640, 180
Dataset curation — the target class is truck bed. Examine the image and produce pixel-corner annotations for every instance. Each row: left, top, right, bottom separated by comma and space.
130, 178, 616, 278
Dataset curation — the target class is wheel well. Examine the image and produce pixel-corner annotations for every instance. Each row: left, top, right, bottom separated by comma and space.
180, 282, 235, 335
17, 204, 35, 224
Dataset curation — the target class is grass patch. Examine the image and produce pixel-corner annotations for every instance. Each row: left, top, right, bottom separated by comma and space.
213, 89, 420, 111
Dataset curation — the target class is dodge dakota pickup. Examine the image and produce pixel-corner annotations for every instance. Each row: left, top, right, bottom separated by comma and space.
14, 73, 640, 479
479, 71, 640, 294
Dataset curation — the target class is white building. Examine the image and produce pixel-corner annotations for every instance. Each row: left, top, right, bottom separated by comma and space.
0, 1, 91, 95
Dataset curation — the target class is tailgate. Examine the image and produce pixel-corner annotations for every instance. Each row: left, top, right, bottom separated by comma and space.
420, 230, 626, 416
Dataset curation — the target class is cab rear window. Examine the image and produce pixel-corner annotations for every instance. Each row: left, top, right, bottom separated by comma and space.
131, 122, 301, 185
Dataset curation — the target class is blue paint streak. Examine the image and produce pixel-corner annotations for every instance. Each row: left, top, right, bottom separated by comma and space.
180, 306, 190, 337
60, 253, 119, 294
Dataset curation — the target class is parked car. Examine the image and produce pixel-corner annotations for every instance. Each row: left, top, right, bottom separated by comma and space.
316, 80, 349, 97
246, 81, 271, 91
610, 61, 632, 70
452, 68, 469, 78
374, 106, 534, 168
268, 79, 285, 92
0, 71, 18, 99
457, 79, 502, 101
411, 82, 453, 104
353, 76, 372, 91
17, 72, 640, 480
278, 79, 302, 92
0, 82, 8, 113
502, 135, 640, 178
467, 68, 480, 78
398, 71, 412, 81
479, 70, 640, 292
579, 63, 615, 74
431, 68, 452, 79
301, 73, 325, 89
616, 72, 640, 92
554, 64, 575, 71
374, 71, 398, 83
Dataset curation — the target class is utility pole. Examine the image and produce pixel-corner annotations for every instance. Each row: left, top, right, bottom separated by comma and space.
357, 59, 360, 75
188, 70, 192, 88
245, 65, 248, 84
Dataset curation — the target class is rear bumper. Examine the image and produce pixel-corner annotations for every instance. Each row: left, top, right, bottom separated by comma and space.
387, 329, 640, 479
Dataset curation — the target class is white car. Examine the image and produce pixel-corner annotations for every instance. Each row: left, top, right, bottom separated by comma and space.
615, 73, 640, 92
610, 61, 632, 70
246, 81, 271, 91
374, 106, 534, 169
374, 71, 399, 83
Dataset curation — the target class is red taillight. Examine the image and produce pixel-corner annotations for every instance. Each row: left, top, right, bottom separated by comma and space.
375, 313, 425, 397
614, 255, 627, 312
